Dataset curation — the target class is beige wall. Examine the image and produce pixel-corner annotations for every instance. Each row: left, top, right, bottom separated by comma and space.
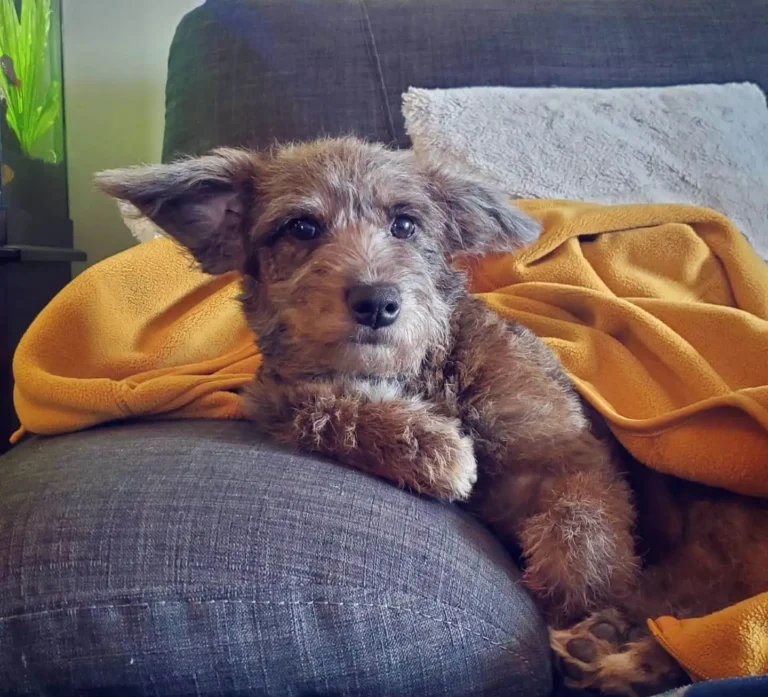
63, 0, 203, 271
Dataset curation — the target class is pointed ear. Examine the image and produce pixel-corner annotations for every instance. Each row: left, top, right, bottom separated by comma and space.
426, 165, 540, 255
96, 148, 259, 274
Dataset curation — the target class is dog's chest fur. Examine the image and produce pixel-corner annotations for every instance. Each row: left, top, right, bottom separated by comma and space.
340, 351, 462, 422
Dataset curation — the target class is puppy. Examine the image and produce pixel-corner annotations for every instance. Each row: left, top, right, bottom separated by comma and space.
98, 137, 768, 696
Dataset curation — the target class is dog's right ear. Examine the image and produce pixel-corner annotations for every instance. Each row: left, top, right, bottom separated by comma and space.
96, 149, 259, 274
424, 164, 540, 256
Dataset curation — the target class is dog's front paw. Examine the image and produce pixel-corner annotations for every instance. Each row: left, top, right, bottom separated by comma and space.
440, 433, 478, 501
410, 422, 477, 501
451, 435, 479, 499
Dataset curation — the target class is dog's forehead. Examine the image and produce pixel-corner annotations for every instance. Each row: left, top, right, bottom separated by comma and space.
263, 140, 422, 207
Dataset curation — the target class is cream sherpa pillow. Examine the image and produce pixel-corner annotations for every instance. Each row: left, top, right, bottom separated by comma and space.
403, 83, 768, 259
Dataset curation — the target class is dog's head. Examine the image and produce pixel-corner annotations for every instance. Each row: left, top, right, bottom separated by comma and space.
98, 138, 538, 378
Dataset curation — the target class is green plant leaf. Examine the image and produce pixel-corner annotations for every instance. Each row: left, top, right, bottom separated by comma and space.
26, 80, 59, 146
0, 0, 21, 61
0, 0, 60, 159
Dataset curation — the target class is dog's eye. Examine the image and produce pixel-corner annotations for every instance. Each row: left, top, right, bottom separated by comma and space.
391, 215, 417, 239
285, 217, 321, 241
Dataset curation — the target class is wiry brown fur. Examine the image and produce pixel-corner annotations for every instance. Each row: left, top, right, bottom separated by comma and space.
98, 137, 768, 697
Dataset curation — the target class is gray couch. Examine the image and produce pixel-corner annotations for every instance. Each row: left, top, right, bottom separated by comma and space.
2, 1, 767, 695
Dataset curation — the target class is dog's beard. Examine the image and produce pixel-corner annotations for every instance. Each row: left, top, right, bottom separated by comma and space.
296, 326, 427, 377
348, 326, 389, 346
324, 300, 450, 377
335, 338, 421, 375
255, 311, 444, 379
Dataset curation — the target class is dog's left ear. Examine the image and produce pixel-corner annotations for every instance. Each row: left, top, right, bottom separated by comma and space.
426, 166, 540, 255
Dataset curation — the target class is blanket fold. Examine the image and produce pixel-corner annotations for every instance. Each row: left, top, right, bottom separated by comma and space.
11, 200, 768, 682
649, 594, 768, 682
12, 240, 260, 439
463, 200, 768, 497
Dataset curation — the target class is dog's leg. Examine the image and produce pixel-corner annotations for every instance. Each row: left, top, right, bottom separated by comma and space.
476, 431, 639, 623
522, 466, 637, 622
246, 378, 477, 501
453, 300, 639, 621
550, 610, 688, 696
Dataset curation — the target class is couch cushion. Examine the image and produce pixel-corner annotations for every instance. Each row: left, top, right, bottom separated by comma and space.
0, 420, 551, 696
402, 83, 768, 259
163, 0, 768, 159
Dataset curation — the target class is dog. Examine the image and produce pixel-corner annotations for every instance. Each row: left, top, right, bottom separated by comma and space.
98, 137, 768, 696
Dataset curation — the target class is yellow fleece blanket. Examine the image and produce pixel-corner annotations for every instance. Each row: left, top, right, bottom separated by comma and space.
11, 200, 768, 680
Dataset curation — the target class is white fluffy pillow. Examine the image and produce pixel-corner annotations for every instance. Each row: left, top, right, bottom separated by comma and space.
117, 200, 166, 243
403, 83, 768, 259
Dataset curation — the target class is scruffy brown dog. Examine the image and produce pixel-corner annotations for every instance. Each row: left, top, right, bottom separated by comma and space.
99, 138, 768, 696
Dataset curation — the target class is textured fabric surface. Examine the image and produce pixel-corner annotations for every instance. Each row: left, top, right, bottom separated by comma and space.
10, 239, 256, 442
659, 676, 768, 696
402, 83, 768, 260
650, 593, 768, 682
464, 200, 768, 498
162, 0, 768, 160
0, 420, 552, 696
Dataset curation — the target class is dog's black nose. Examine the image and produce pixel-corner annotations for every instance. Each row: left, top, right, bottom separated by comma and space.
347, 283, 401, 329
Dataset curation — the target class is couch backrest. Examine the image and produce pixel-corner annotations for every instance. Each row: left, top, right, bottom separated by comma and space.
163, 0, 768, 160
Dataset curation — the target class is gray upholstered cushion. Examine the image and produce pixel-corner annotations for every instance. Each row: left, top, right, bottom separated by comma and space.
0, 420, 551, 696
163, 0, 768, 160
